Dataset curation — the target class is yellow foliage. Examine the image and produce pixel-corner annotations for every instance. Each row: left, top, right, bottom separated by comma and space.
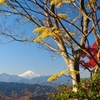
33, 26, 63, 42
33, 26, 46, 34
33, 26, 50, 42
0, 0, 7, 5
33, 26, 75, 42
47, 70, 65, 81
89, 0, 97, 3
65, 70, 80, 75
87, 3, 94, 8
87, 0, 98, 8
50, 0, 75, 8
47, 69, 80, 82
64, 0, 75, 3
70, 15, 80, 24
56, 1, 62, 8
64, 32, 74, 37
50, 0, 60, 5
57, 14, 69, 19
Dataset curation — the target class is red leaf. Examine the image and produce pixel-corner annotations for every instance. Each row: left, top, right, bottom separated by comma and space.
80, 40, 99, 68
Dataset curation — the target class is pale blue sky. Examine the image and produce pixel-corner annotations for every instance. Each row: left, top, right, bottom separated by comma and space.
0, 2, 92, 78
0, 41, 66, 75
0, 40, 90, 77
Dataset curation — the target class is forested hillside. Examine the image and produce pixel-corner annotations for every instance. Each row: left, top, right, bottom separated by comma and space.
0, 82, 56, 100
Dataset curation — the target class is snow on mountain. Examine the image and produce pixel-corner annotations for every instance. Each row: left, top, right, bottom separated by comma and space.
18, 70, 40, 79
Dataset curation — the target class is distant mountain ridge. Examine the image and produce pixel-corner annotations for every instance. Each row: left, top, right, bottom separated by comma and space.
0, 73, 28, 83
0, 82, 56, 99
0, 71, 72, 87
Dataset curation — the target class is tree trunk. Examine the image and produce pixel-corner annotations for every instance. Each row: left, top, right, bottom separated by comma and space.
56, 39, 80, 91
68, 59, 80, 92
60, 49, 80, 91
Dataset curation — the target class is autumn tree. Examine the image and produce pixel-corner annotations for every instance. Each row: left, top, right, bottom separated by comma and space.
0, 0, 100, 91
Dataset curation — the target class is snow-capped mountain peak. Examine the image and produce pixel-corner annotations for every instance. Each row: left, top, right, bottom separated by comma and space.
18, 70, 40, 79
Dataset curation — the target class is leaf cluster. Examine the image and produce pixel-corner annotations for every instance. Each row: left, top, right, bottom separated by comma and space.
52, 68, 100, 100
33, 26, 74, 42
47, 69, 80, 82
0, 0, 7, 5
50, 0, 75, 8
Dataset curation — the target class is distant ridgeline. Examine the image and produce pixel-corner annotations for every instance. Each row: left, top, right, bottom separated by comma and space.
0, 73, 72, 87
0, 82, 56, 99
0, 74, 72, 99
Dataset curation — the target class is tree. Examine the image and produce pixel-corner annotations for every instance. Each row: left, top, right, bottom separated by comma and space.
52, 68, 100, 100
0, 0, 100, 91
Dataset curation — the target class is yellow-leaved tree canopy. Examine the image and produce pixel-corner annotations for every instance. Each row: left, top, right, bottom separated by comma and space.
0, 0, 100, 94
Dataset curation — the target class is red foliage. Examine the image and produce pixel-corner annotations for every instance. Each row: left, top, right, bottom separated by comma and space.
98, 86, 100, 90
80, 37, 100, 68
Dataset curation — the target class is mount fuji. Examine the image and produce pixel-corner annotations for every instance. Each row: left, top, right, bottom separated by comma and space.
0, 71, 72, 87
19, 70, 40, 79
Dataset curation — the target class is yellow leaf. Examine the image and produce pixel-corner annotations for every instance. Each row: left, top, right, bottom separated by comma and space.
50, 0, 58, 5
57, 14, 69, 19
89, 0, 97, 3
87, 0, 98, 8
47, 70, 66, 82
33, 26, 46, 34
0, 0, 7, 5
47, 69, 80, 82
56, 2, 62, 8
65, 32, 74, 37
70, 15, 80, 24
87, 3, 94, 8
50, 0, 75, 8
33, 26, 63, 42
65, 70, 80, 75
51, 26, 56, 30
33, 26, 50, 42
64, 0, 75, 3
